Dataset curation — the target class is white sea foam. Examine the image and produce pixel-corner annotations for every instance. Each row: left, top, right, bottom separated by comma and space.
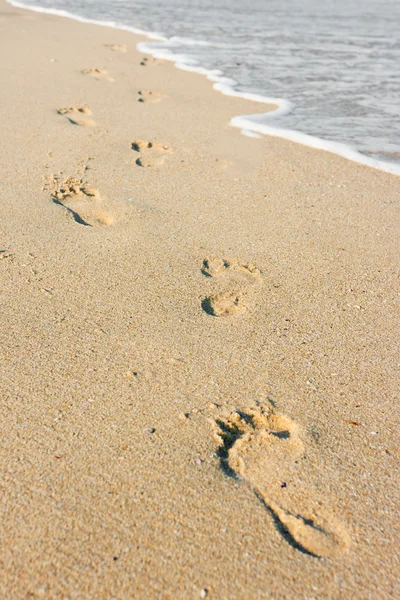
8, 0, 400, 176
231, 115, 400, 174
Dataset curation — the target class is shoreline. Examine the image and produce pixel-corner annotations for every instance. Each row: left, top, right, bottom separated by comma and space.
8, 0, 400, 177
1, 0, 399, 597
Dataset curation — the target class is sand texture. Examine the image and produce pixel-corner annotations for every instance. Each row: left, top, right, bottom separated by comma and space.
0, 1, 399, 598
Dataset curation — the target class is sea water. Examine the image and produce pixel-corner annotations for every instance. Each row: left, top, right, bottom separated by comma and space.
9, 0, 400, 174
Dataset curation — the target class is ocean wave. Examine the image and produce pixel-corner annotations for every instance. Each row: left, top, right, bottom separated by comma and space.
8, 0, 400, 176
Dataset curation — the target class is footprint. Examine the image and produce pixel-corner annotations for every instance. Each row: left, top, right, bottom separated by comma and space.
81, 68, 114, 82
214, 406, 350, 558
202, 258, 261, 280
140, 56, 164, 67
105, 43, 127, 52
201, 257, 262, 317
266, 502, 350, 560
67, 117, 96, 127
131, 139, 172, 167
137, 90, 165, 104
136, 156, 166, 167
57, 106, 96, 127
215, 407, 304, 480
131, 140, 171, 153
58, 105, 92, 116
50, 176, 113, 227
201, 291, 246, 317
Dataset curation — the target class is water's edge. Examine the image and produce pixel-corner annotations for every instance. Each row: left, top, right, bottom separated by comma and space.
8, 0, 400, 176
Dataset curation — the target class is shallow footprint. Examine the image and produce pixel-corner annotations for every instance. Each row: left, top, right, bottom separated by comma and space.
58, 105, 92, 116
132, 139, 172, 168
140, 56, 164, 67
202, 257, 261, 280
137, 90, 165, 103
68, 117, 96, 127
202, 290, 246, 317
57, 106, 96, 127
51, 177, 113, 227
81, 68, 114, 82
214, 405, 350, 558
131, 140, 171, 153
105, 43, 127, 52
136, 156, 165, 167
201, 257, 262, 316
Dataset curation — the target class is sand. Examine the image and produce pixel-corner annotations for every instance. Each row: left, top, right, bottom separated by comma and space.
0, 1, 399, 598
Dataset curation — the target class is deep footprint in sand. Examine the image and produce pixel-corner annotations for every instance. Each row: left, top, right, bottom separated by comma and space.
51, 176, 113, 227
201, 257, 262, 317
132, 139, 172, 167
105, 43, 127, 52
81, 68, 114, 82
137, 90, 165, 103
214, 406, 350, 558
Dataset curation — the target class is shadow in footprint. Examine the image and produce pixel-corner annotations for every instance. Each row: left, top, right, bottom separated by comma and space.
135, 156, 164, 167
57, 105, 96, 128
214, 417, 244, 479
213, 406, 350, 558
67, 117, 96, 127
256, 493, 319, 557
50, 177, 113, 227
201, 297, 216, 316
52, 197, 91, 227
202, 291, 246, 317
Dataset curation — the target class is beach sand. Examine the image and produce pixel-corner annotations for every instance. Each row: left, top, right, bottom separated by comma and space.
0, 1, 399, 598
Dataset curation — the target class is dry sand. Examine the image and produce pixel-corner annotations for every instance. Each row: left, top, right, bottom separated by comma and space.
0, 1, 399, 598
